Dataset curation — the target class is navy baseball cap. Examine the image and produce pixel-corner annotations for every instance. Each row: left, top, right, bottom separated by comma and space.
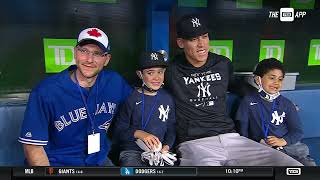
138, 51, 168, 70
176, 14, 209, 39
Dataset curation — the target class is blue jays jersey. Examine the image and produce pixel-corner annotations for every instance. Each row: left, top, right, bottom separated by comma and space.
19, 65, 132, 166
114, 88, 176, 152
235, 91, 303, 145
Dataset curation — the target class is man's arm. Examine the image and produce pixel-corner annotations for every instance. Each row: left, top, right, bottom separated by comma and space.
23, 144, 49, 166
235, 98, 250, 137
227, 60, 256, 97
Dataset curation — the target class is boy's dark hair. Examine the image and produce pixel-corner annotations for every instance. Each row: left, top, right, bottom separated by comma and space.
253, 58, 285, 77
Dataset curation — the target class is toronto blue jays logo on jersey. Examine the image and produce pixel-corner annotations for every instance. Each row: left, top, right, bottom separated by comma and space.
54, 101, 117, 132
158, 105, 170, 122
98, 117, 112, 132
271, 111, 286, 125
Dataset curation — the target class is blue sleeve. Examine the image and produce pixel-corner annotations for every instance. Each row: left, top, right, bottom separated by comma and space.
114, 96, 138, 143
282, 102, 304, 145
18, 89, 49, 145
120, 77, 133, 103
162, 99, 176, 149
235, 98, 250, 137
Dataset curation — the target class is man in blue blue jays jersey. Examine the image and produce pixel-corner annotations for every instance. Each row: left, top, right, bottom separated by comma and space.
236, 58, 316, 166
18, 27, 132, 166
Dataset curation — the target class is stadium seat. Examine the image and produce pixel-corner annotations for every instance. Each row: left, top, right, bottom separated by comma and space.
0, 92, 318, 166
0, 97, 26, 166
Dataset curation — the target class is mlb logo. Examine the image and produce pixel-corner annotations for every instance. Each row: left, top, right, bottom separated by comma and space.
280, 8, 294, 22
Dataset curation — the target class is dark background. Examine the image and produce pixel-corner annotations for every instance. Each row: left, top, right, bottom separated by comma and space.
0, 0, 146, 93
171, 0, 320, 84
1, 0, 320, 93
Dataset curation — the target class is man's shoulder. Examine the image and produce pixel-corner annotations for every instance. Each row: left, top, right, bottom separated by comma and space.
101, 69, 122, 78
34, 71, 66, 91
208, 52, 231, 64
100, 70, 129, 85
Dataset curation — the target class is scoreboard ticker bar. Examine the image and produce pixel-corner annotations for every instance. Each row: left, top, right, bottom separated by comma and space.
13, 167, 273, 177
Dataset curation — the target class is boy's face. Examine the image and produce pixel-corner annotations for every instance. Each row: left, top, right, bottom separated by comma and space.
176, 33, 209, 67
140, 67, 165, 91
258, 69, 284, 94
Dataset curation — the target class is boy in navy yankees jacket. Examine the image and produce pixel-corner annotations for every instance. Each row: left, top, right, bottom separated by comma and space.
235, 58, 316, 166
113, 51, 176, 166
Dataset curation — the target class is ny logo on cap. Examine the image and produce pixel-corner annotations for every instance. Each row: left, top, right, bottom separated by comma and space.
191, 18, 201, 28
150, 53, 158, 60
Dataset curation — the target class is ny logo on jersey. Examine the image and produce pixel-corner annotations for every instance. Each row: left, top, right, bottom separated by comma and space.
158, 105, 170, 122
191, 18, 201, 27
150, 53, 158, 61
197, 82, 211, 98
99, 118, 112, 132
271, 111, 286, 125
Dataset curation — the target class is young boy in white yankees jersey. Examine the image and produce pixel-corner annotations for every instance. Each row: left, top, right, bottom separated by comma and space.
236, 58, 316, 166
114, 51, 176, 166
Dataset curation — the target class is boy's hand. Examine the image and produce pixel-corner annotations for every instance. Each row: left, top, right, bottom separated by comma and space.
160, 145, 170, 153
266, 136, 287, 147
260, 139, 272, 147
134, 130, 160, 150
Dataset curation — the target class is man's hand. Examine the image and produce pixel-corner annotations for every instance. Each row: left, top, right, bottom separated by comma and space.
266, 136, 287, 147
134, 130, 160, 150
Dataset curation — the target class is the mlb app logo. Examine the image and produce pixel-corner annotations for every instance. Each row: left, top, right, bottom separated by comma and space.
280, 8, 294, 22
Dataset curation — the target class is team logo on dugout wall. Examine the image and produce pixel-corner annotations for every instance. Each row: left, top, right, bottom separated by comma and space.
308, 39, 320, 66
236, 0, 262, 9
209, 40, 233, 61
43, 38, 77, 73
259, 40, 285, 62
290, 0, 315, 10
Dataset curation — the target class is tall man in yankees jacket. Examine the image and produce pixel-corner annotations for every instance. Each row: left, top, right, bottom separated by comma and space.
164, 14, 302, 166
